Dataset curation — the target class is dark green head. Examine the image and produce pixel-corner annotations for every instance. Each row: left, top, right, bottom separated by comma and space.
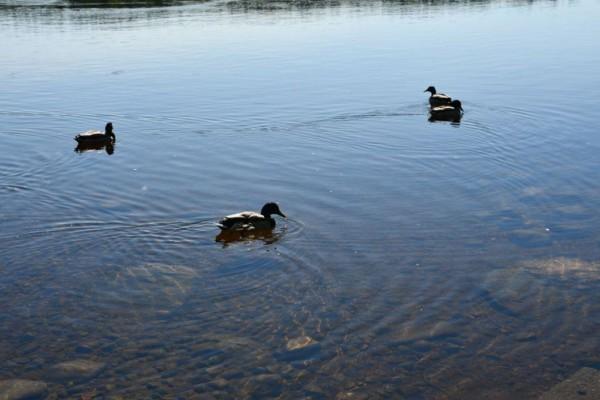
261, 202, 286, 218
424, 86, 436, 95
450, 100, 463, 112
105, 122, 116, 143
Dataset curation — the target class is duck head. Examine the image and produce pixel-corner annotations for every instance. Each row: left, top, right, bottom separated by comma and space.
450, 100, 463, 112
105, 122, 116, 143
424, 86, 436, 95
261, 202, 286, 218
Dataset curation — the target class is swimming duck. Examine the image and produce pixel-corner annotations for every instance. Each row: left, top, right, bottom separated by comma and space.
218, 202, 286, 231
424, 86, 452, 108
74, 122, 116, 145
429, 99, 463, 122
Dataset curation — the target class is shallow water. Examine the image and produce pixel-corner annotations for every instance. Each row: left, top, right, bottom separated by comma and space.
2, 0, 600, 398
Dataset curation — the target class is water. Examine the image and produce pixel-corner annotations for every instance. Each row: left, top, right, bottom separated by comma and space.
2, 0, 600, 398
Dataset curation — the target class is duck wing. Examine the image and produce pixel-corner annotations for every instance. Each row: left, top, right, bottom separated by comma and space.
76, 130, 103, 137
74, 130, 105, 143
431, 105, 455, 112
218, 211, 264, 230
429, 93, 452, 107
430, 105, 461, 121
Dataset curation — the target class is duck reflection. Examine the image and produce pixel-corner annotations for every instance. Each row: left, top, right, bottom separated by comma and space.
74, 142, 115, 155
215, 228, 281, 246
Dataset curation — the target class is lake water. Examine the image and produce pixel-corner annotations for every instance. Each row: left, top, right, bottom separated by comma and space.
2, 0, 600, 398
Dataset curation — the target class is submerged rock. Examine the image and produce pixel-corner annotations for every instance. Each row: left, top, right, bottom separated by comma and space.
243, 374, 283, 398
540, 367, 600, 399
0, 379, 47, 400
275, 336, 321, 362
286, 336, 317, 351
335, 391, 370, 400
51, 359, 105, 381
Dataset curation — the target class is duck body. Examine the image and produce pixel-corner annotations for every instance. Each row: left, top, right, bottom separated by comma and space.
218, 211, 276, 230
75, 122, 116, 145
218, 202, 286, 231
429, 100, 463, 122
424, 86, 452, 107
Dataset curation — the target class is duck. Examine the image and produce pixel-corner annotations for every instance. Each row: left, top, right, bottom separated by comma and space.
74, 122, 116, 146
218, 202, 286, 231
424, 86, 452, 108
429, 99, 463, 122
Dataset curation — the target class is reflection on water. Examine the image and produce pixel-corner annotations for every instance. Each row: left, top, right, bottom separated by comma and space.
1, 0, 600, 398
215, 228, 281, 246
75, 142, 115, 155
221, 0, 555, 13
0, 0, 558, 27
61, 0, 207, 7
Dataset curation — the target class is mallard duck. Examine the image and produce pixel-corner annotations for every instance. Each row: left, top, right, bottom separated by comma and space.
74, 122, 116, 145
218, 202, 286, 231
429, 99, 463, 122
424, 86, 452, 108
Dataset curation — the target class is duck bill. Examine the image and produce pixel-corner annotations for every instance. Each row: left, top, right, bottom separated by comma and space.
277, 211, 287, 218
